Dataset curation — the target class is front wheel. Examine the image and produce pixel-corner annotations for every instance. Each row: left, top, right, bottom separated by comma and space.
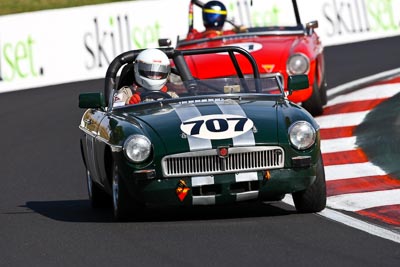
302, 75, 324, 116
292, 152, 326, 213
112, 163, 134, 221
86, 169, 109, 208
319, 77, 328, 106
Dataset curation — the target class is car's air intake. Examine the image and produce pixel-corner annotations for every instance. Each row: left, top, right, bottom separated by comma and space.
162, 146, 284, 177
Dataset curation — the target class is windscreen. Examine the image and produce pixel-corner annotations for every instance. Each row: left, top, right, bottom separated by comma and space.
166, 76, 283, 97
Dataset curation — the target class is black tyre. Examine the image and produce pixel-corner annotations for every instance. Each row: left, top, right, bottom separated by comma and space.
292, 152, 326, 213
112, 163, 134, 221
319, 77, 328, 105
302, 75, 324, 116
86, 169, 110, 208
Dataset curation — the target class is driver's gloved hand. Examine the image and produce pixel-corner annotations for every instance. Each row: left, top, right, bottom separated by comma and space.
128, 93, 141, 104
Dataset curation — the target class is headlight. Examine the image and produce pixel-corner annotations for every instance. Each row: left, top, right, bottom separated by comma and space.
123, 135, 152, 163
288, 121, 316, 150
287, 53, 310, 75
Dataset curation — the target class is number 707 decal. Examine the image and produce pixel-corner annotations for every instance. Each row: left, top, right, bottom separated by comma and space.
180, 114, 254, 140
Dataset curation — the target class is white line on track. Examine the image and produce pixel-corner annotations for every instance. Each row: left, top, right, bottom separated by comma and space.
324, 162, 387, 181
321, 136, 358, 153
282, 195, 400, 244
319, 208, 400, 244
315, 111, 368, 129
327, 83, 400, 106
327, 189, 400, 211
327, 68, 400, 97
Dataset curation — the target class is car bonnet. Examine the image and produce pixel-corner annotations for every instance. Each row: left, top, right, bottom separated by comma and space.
125, 99, 280, 155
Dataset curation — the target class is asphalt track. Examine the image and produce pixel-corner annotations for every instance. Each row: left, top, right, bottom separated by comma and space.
0, 36, 399, 266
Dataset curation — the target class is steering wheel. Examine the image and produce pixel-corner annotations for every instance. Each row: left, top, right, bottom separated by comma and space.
140, 91, 172, 101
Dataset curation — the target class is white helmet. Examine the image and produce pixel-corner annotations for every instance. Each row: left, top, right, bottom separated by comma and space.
134, 48, 171, 91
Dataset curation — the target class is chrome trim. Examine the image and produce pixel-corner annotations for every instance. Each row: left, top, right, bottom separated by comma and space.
134, 169, 156, 174
79, 126, 96, 137
97, 136, 123, 152
162, 146, 284, 177
193, 195, 216, 205
134, 169, 156, 180
235, 172, 258, 182
79, 126, 123, 152
192, 176, 214, 187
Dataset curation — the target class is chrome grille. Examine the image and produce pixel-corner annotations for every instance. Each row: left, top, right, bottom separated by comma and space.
162, 146, 284, 177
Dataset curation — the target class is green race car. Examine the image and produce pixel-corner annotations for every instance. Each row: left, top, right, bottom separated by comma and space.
79, 46, 326, 220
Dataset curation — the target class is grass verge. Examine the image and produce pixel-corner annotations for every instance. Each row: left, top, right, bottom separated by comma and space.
0, 0, 132, 16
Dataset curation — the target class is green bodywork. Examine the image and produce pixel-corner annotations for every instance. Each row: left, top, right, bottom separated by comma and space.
79, 96, 320, 206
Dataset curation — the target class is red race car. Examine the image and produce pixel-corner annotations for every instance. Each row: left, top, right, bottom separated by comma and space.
169, 0, 327, 116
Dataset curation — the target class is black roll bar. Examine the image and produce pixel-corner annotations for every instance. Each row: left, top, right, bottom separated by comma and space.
104, 46, 260, 107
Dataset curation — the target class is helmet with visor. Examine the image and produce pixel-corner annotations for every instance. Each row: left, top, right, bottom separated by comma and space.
134, 48, 171, 91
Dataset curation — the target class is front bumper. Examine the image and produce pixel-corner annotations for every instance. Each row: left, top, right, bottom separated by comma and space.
123, 167, 317, 207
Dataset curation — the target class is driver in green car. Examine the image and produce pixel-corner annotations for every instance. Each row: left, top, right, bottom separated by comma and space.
113, 48, 177, 106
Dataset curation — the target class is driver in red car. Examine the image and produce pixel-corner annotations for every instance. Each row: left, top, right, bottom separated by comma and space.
113, 48, 177, 106
187, 0, 228, 39
186, 1, 246, 40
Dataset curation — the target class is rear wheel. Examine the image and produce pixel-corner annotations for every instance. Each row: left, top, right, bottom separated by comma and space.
86, 169, 109, 208
292, 152, 326, 213
302, 75, 324, 116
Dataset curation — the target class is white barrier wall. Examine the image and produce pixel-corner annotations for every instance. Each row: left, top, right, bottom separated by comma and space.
0, 0, 399, 93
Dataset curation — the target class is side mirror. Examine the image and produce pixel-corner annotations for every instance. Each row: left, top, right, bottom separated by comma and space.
79, 92, 106, 109
305, 20, 318, 35
158, 38, 172, 47
287, 75, 309, 95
